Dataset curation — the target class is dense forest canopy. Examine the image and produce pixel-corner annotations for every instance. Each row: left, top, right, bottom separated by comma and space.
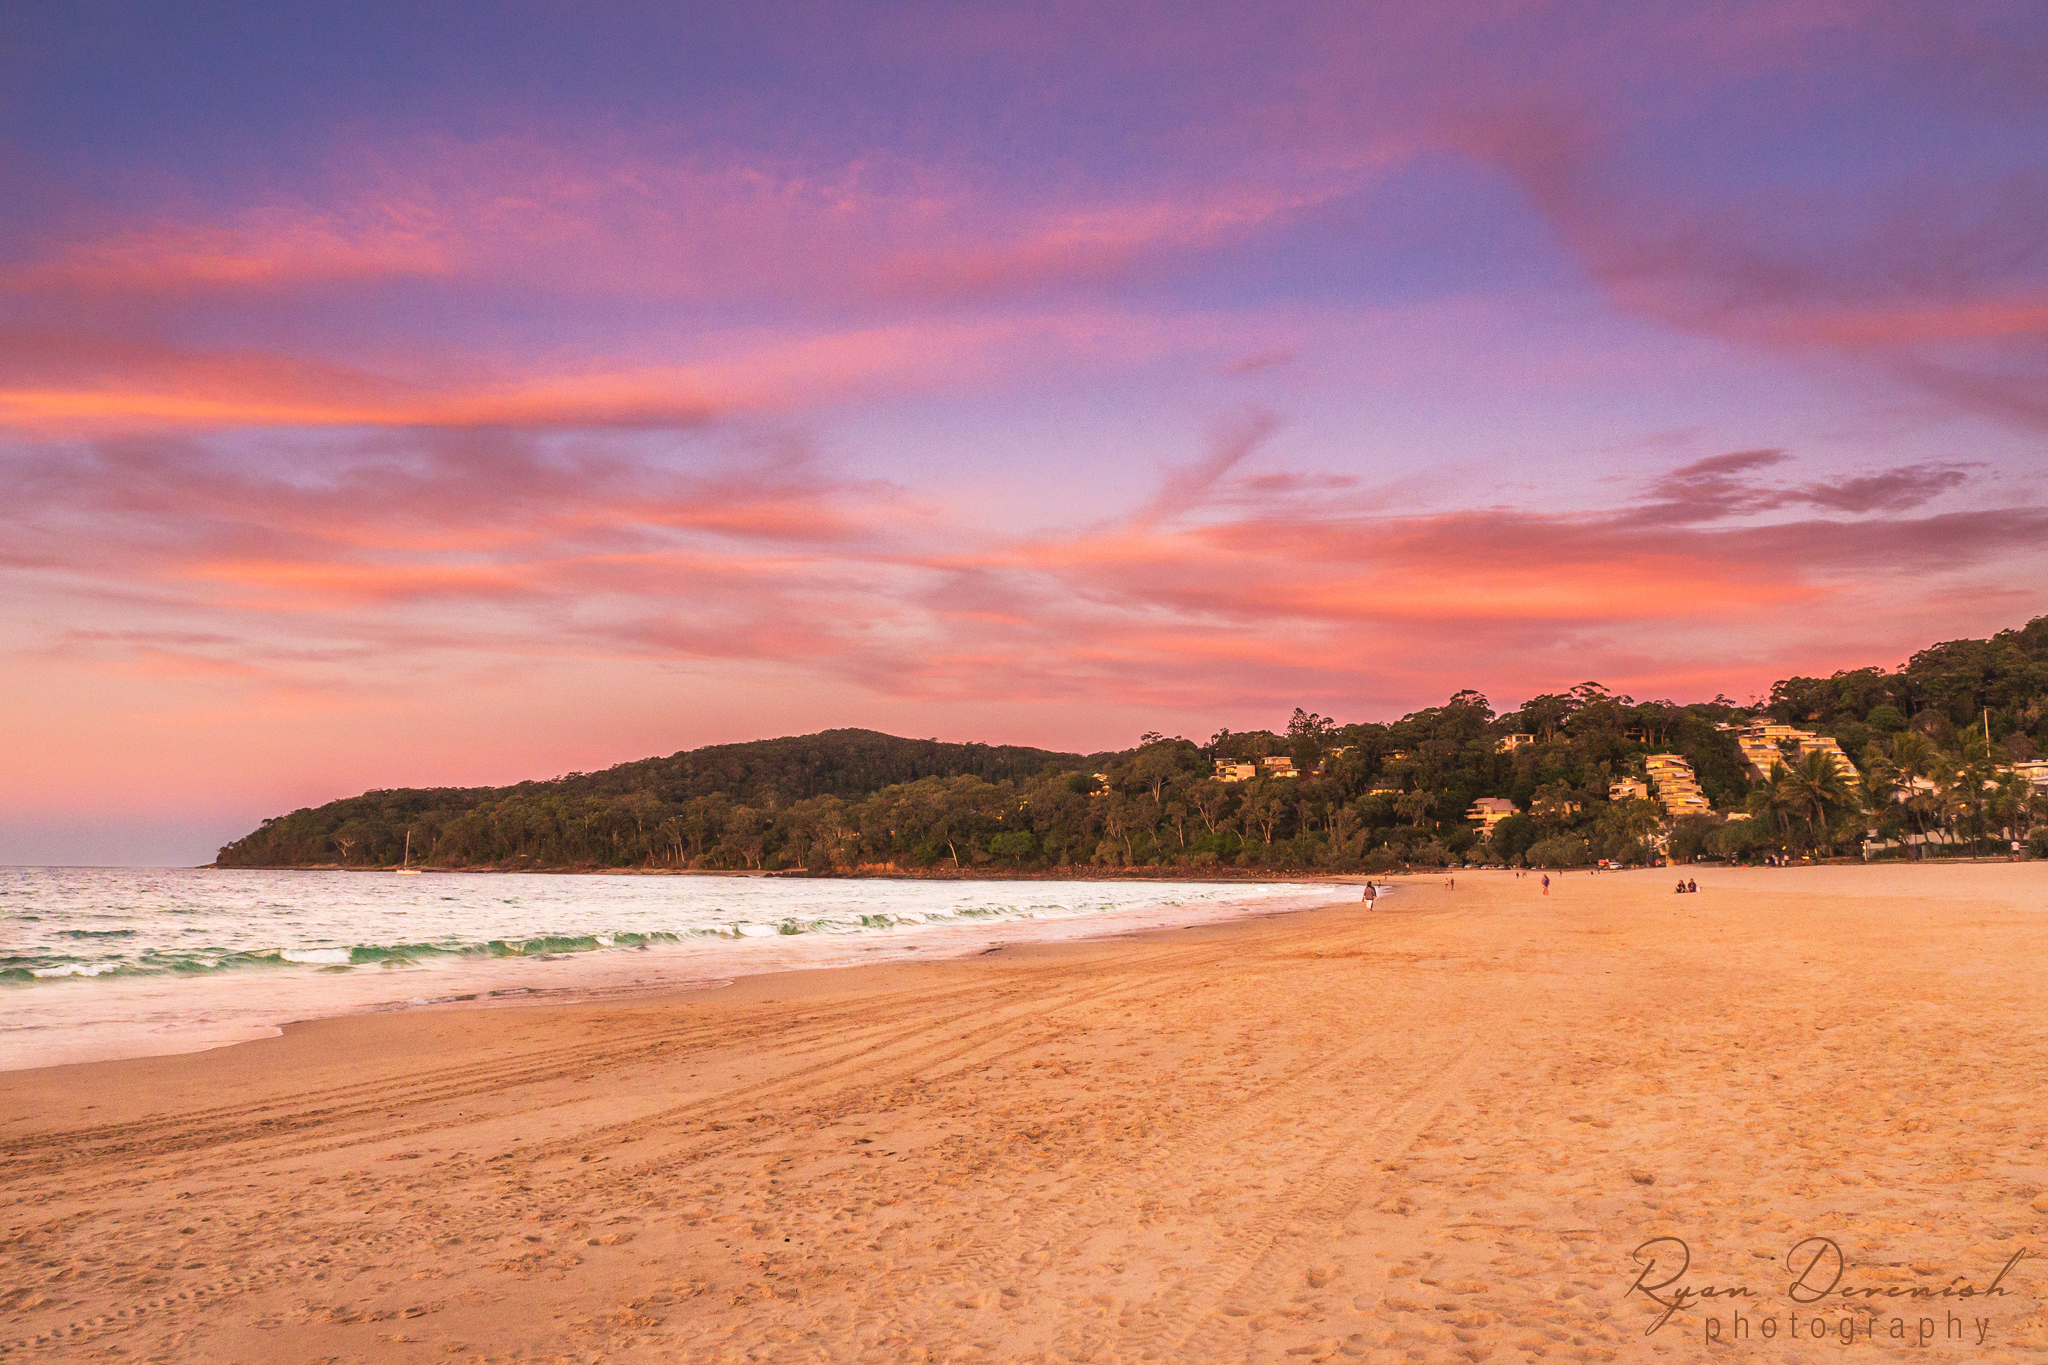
217, 617, 2048, 873
1765, 615, 2048, 753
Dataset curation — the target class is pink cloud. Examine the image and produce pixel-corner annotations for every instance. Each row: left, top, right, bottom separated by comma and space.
4, 209, 452, 295
0, 308, 1220, 436
1451, 105, 2048, 426
4, 131, 1382, 319
868, 186, 1362, 304
9, 431, 2041, 720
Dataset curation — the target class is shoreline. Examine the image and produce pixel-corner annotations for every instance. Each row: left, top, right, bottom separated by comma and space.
6, 878, 1381, 1081
194, 854, 2035, 875
0, 874, 1368, 1073
199, 864, 1374, 878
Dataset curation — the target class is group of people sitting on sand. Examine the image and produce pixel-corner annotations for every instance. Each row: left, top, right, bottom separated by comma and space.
1674, 878, 1699, 893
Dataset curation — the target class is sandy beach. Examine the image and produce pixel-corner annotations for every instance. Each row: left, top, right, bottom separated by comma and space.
4, 862, 2045, 1363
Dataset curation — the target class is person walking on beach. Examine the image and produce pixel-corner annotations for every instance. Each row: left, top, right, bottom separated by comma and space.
1541, 874, 1550, 896
1362, 883, 1377, 910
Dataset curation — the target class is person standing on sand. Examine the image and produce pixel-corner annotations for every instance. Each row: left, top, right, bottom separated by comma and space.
1362, 884, 1377, 909
1541, 874, 1550, 895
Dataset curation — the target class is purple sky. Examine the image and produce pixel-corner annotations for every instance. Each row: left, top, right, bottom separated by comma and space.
3, 2, 2045, 863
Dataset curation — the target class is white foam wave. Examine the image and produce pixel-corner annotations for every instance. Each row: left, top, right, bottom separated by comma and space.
280, 947, 352, 965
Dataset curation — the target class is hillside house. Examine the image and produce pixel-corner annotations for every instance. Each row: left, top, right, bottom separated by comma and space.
1643, 753, 1713, 817
1467, 798, 1517, 836
1727, 723, 1858, 787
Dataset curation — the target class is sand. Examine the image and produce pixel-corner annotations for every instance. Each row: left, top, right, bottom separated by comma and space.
2, 862, 2045, 1363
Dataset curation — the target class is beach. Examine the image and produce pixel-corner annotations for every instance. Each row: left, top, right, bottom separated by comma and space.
4, 862, 2045, 1363
0, 871, 1336, 1070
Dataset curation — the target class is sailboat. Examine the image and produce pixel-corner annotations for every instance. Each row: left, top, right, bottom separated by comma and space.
396, 828, 422, 874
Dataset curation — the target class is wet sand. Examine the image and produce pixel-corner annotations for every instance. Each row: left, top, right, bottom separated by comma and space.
3, 863, 2045, 1362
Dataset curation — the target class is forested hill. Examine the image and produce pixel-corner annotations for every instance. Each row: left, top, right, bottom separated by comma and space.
216, 729, 1095, 868
215, 615, 2048, 872
1765, 615, 2048, 742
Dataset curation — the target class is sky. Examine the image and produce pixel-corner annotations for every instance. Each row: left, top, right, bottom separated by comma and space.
3, 1, 2046, 864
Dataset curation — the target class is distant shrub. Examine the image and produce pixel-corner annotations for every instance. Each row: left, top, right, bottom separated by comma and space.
1411, 839, 1452, 867
1706, 818, 1772, 860
1667, 814, 1722, 862
988, 830, 1037, 861
1525, 835, 1591, 869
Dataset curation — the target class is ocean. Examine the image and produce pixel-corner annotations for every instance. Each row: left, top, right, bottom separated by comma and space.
0, 868, 1343, 1070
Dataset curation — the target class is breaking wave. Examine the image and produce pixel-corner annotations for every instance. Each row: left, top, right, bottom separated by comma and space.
1, 870, 1327, 987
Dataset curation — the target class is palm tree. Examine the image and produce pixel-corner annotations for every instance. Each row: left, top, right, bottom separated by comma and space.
1747, 767, 1800, 856
1950, 732, 1998, 854
2018, 784, 2048, 852
1858, 743, 1902, 809
1889, 730, 1939, 840
1985, 772, 2030, 853
1890, 728, 1937, 777
1773, 750, 1856, 855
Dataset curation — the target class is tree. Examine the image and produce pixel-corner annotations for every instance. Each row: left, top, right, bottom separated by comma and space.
1705, 817, 1772, 861
1106, 793, 1162, 863
1488, 813, 1538, 864
1288, 708, 1336, 741
989, 830, 1037, 862
1667, 814, 1721, 863
1287, 708, 1336, 768
683, 794, 729, 864
1984, 772, 2033, 851
723, 805, 766, 869
207, 614, 2048, 874
1329, 803, 1362, 860
1773, 750, 1858, 854
1393, 790, 1433, 828
1163, 800, 1190, 851
1529, 783, 1579, 829
1941, 733, 1999, 853
1189, 780, 1230, 835
1599, 797, 1666, 852
1747, 767, 1800, 854
1241, 783, 1284, 843
1129, 742, 1190, 804
1526, 834, 1591, 868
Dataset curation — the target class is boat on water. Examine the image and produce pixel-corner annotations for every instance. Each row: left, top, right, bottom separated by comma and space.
396, 828, 422, 874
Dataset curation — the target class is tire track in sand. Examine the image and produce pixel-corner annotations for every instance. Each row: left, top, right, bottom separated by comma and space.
1128, 1030, 1495, 1360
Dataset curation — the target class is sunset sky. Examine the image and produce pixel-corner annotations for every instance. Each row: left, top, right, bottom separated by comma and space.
4, 2, 2046, 863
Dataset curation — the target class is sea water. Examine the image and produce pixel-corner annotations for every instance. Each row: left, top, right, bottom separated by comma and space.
0, 868, 1339, 1069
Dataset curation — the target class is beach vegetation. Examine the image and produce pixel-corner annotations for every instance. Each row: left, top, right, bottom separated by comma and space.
215, 616, 2048, 874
